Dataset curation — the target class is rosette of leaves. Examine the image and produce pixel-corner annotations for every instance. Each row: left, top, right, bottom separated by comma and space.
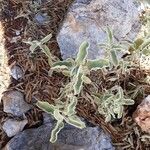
52, 41, 109, 95
128, 37, 150, 56
128, 10, 150, 57
99, 28, 124, 67
36, 95, 85, 143
99, 28, 137, 74
23, 33, 55, 66
93, 86, 134, 122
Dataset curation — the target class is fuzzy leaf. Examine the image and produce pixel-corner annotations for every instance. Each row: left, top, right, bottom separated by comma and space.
73, 73, 83, 95
122, 99, 135, 105
81, 75, 92, 84
105, 114, 112, 122
40, 45, 53, 66
76, 41, 89, 64
54, 109, 64, 121
71, 66, 79, 76
112, 45, 123, 51
41, 33, 52, 44
52, 61, 73, 70
98, 107, 105, 115
52, 65, 69, 70
140, 39, 150, 50
62, 70, 71, 76
106, 27, 113, 44
110, 50, 119, 66
50, 121, 64, 143
65, 115, 86, 129
93, 96, 101, 105
40, 45, 51, 57
92, 93, 103, 99
118, 87, 124, 99
142, 48, 150, 56
87, 59, 109, 70
36, 101, 55, 115
29, 43, 38, 53
67, 96, 78, 116
117, 106, 124, 119
134, 38, 144, 49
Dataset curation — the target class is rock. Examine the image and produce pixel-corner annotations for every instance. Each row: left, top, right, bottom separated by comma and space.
34, 12, 50, 25
57, 0, 141, 59
2, 119, 28, 137
2, 91, 32, 117
10, 65, 23, 80
3, 114, 115, 150
133, 95, 150, 133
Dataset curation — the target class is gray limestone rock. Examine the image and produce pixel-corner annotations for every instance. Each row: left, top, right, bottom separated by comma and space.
57, 0, 141, 59
2, 119, 28, 137
3, 114, 115, 150
2, 90, 32, 117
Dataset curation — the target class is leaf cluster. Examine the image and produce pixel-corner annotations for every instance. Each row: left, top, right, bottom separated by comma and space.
93, 86, 134, 122
31, 28, 149, 143
52, 41, 109, 95
37, 94, 85, 143
23, 34, 55, 66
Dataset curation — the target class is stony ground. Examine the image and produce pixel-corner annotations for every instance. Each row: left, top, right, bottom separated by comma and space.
0, 0, 150, 149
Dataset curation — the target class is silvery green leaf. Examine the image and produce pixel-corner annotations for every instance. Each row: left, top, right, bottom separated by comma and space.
103, 94, 114, 101
99, 43, 109, 49
29, 43, 38, 53
41, 33, 52, 44
134, 38, 144, 49
93, 96, 101, 105
112, 45, 123, 51
40, 45, 51, 57
113, 104, 119, 114
140, 39, 150, 50
87, 59, 109, 70
23, 40, 35, 45
106, 27, 113, 44
105, 114, 112, 122
40, 45, 53, 66
118, 86, 124, 99
54, 109, 64, 121
98, 107, 105, 115
122, 99, 135, 105
108, 108, 115, 118
67, 96, 77, 116
52, 65, 69, 70
81, 75, 92, 84
117, 106, 124, 119
71, 66, 79, 76
36, 101, 55, 115
92, 93, 104, 104
50, 121, 64, 143
52, 61, 73, 70
142, 48, 150, 56
62, 70, 71, 76
76, 41, 89, 64
65, 115, 86, 129
92, 93, 103, 99
110, 50, 119, 66
23, 40, 39, 53
105, 95, 114, 105
73, 73, 83, 95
